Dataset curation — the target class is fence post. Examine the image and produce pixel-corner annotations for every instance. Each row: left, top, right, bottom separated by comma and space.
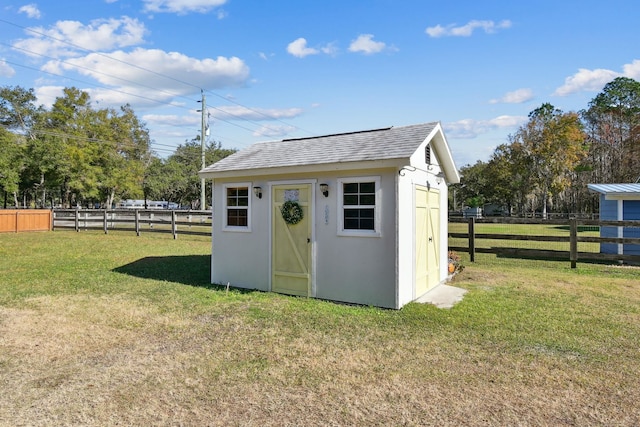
135, 209, 140, 236
468, 217, 476, 262
74, 208, 79, 232
570, 218, 577, 269
171, 210, 177, 239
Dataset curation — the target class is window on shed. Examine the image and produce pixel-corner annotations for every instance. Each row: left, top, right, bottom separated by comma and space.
337, 177, 381, 236
223, 184, 251, 230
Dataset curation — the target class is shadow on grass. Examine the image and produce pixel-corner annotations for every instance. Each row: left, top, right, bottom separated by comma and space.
114, 255, 261, 293
114, 255, 215, 289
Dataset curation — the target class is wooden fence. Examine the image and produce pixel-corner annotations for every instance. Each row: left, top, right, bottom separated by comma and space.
0, 209, 52, 233
53, 209, 211, 238
449, 217, 640, 267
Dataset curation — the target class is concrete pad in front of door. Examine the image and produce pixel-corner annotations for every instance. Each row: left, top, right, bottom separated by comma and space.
415, 284, 467, 309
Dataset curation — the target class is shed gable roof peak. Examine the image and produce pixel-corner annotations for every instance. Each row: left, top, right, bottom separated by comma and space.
282, 126, 393, 142
199, 122, 458, 181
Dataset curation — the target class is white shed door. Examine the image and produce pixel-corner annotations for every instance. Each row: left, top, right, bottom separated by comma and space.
416, 186, 440, 297
271, 184, 312, 297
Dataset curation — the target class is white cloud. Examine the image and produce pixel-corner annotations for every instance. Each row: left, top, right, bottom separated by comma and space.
489, 88, 534, 104
143, 113, 200, 127
551, 60, 640, 96
144, 105, 302, 130
622, 59, 640, 80
287, 38, 319, 58
18, 4, 41, 19
211, 105, 303, 121
348, 34, 386, 55
34, 85, 65, 107
553, 68, 619, 96
426, 20, 512, 38
320, 42, 339, 56
286, 38, 337, 58
0, 59, 16, 77
143, 0, 227, 15
253, 124, 296, 138
216, 9, 228, 19
39, 48, 249, 108
445, 115, 526, 139
13, 17, 147, 58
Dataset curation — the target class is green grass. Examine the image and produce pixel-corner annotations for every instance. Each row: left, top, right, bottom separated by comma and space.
1, 230, 639, 426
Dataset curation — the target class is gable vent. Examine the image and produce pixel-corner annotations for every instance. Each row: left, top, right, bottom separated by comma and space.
425, 144, 431, 165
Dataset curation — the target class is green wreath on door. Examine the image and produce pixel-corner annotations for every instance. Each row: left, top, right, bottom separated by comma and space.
280, 200, 304, 225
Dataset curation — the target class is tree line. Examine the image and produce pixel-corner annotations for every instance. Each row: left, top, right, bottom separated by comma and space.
0, 86, 235, 209
452, 77, 640, 217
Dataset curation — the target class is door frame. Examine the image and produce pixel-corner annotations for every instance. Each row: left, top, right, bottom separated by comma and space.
268, 179, 317, 297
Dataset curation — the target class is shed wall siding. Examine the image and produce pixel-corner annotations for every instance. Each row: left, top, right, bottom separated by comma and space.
211, 169, 400, 308
623, 200, 640, 255
210, 180, 271, 290
600, 196, 618, 254
313, 170, 397, 308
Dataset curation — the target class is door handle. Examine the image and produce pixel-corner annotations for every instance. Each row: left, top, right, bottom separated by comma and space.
428, 237, 433, 242
307, 238, 311, 243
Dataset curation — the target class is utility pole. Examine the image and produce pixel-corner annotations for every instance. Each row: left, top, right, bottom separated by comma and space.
198, 90, 206, 209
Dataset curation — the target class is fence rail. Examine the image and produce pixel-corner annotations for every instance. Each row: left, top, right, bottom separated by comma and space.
0, 209, 52, 233
449, 217, 640, 267
53, 209, 211, 238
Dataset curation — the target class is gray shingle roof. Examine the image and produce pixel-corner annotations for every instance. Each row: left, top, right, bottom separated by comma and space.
200, 122, 439, 174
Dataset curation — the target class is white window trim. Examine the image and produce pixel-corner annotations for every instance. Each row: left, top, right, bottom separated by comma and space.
337, 176, 381, 237
222, 182, 252, 232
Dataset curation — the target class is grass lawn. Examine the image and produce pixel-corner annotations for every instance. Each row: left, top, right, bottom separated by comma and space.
1, 231, 639, 426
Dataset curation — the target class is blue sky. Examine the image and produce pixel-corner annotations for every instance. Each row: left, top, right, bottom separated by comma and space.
1, 0, 638, 167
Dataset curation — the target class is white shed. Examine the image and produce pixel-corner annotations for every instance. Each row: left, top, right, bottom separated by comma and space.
199, 122, 460, 309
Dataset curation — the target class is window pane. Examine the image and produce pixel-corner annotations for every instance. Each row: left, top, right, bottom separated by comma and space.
344, 194, 358, 205
360, 182, 375, 193
344, 209, 359, 219
341, 180, 377, 232
344, 183, 358, 194
344, 218, 359, 229
343, 208, 374, 230
360, 218, 374, 230
360, 208, 374, 219
227, 187, 248, 209
359, 194, 375, 205
227, 208, 247, 227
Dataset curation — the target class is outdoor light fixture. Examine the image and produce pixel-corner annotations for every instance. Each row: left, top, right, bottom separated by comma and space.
253, 186, 262, 199
436, 172, 445, 185
320, 183, 329, 197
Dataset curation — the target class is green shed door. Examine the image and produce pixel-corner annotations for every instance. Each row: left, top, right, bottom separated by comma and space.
416, 186, 440, 297
271, 184, 312, 297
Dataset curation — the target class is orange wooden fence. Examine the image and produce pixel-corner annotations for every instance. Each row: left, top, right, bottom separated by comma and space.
0, 209, 52, 233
